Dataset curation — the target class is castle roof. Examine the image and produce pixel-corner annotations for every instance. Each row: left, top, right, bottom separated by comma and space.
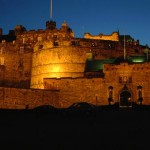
85, 55, 148, 72
61, 21, 68, 27
85, 59, 115, 72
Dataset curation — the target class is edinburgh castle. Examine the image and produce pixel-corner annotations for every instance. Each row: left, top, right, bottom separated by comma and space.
0, 20, 150, 109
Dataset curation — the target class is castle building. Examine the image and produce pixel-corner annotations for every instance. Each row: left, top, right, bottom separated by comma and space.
0, 20, 149, 109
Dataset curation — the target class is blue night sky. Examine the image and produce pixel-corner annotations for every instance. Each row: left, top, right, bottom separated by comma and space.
0, 0, 150, 46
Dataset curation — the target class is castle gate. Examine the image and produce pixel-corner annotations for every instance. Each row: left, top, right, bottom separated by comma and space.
119, 87, 132, 107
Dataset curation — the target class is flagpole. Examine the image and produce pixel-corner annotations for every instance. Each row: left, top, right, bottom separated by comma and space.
50, 0, 52, 20
124, 34, 126, 60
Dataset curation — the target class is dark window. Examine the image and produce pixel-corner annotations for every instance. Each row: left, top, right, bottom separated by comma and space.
129, 77, 132, 83
119, 77, 122, 83
39, 45, 43, 49
54, 42, 59, 46
135, 49, 139, 53
72, 41, 79, 46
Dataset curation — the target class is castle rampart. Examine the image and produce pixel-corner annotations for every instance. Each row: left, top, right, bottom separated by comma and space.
84, 32, 119, 41
44, 62, 150, 107
0, 87, 60, 109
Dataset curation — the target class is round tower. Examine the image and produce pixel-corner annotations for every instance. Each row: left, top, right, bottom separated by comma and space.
30, 40, 86, 89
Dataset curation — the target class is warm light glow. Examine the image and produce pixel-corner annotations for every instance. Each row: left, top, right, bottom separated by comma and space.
129, 56, 146, 63
84, 32, 119, 41
52, 66, 61, 72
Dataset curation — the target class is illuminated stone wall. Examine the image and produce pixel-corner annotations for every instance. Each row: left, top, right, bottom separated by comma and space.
44, 77, 108, 107
16, 29, 74, 44
0, 42, 32, 88
30, 37, 146, 89
0, 87, 60, 109
84, 32, 119, 41
44, 62, 150, 107
0, 27, 146, 90
0, 62, 149, 109
30, 46, 87, 89
102, 62, 150, 105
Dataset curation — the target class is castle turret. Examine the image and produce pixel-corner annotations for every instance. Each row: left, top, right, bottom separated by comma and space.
46, 20, 56, 30
61, 21, 69, 31
15, 25, 26, 35
60, 21, 74, 37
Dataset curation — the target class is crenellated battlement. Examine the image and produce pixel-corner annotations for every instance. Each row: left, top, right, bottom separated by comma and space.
84, 32, 119, 41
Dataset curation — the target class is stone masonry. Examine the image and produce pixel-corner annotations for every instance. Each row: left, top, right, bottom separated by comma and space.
0, 20, 149, 109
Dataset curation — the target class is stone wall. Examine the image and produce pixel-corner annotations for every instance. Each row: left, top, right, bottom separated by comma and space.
103, 62, 150, 105
0, 29, 147, 90
44, 77, 109, 108
0, 62, 149, 110
31, 46, 87, 89
44, 62, 150, 107
0, 42, 33, 88
16, 21, 74, 44
84, 32, 119, 41
0, 87, 60, 109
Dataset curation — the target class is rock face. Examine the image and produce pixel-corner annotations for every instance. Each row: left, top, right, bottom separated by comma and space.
0, 20, 149, 109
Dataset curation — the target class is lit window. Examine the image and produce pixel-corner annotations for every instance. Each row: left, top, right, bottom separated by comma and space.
0, 47, 5, 54
38, 37, 42, 42
108, 44, 111, 48
91, 42, 97, 47
0, 57, 4, 65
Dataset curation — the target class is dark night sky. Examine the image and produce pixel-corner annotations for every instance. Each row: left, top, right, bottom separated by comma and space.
0, 0, 150, 46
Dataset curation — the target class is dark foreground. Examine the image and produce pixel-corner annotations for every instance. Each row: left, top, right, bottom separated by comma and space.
0, 106, 150, 150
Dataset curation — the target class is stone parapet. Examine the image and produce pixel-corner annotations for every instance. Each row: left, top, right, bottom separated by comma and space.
84, 32, 119, 41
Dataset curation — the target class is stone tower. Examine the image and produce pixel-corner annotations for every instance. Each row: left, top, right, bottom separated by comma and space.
46, 20, 56, 30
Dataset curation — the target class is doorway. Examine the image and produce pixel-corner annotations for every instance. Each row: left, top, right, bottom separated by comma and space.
120, 90, 132, 107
